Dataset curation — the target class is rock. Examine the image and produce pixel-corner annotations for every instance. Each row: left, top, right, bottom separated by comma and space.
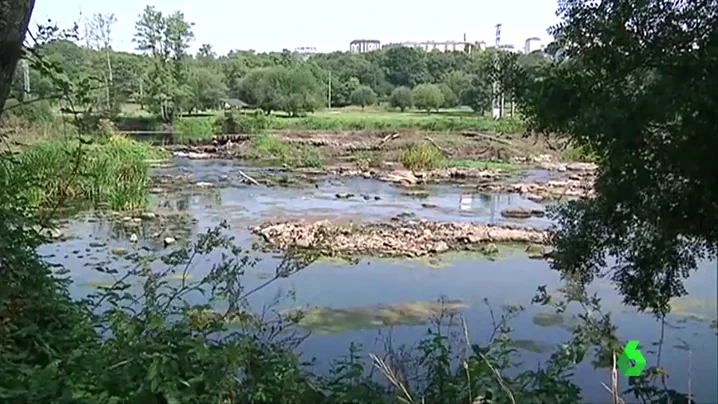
378, 170, 418, 185
89, 242, 106, 248
121, 216, 133, 222
526, 244, 545, 259
140, 212, 156, 220
132, 218, 142, 223
501, 206, 543, 219
421, 203, 438, 209
362, 194, 371, 200
374, 196, 381, 200
430, 241, 449, 253
403, 190, 430, 198
482, 243, 500, 255
129, 233, 138, 243
110, 248, 129, 256
525, 193, 543, 202
335, 192, 354, 199
195, 181, 214, 188
163, 237, 176, 247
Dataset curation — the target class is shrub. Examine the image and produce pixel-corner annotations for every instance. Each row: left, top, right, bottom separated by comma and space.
412, 84, 444, 112
400, 142, 447, 171
389, 87, 414, 111
174, 117, 214, 142
349, 85, 378, 109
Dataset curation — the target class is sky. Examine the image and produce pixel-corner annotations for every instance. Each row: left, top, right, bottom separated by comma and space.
31, 0, 561, 55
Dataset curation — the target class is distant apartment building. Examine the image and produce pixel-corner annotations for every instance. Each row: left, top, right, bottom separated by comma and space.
524, 37, 542, 53
382, 40, 483, 54
294, 46, 318, 60
349, 39, 381, 53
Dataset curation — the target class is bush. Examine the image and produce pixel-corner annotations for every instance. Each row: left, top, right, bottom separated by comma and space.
412, 84, 444, 112
349, 85, 377, 109
214, 112, 272, 134
399, 142, 447, 171
18, 135, 166, 210
1, 98, 56, 127
173, 117, 214, 142
389, 87, 414, 111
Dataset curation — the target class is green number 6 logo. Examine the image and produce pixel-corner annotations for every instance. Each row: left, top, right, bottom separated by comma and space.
617, 340, 647, 377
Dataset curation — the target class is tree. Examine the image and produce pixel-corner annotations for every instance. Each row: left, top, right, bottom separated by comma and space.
133, 6, 194, 121
412, 83, 444, 113
187, 66, 227, 111
517, 0, 718, 315
84, 12, 117, 112
0, 0, 36, 112
381, 46, 428, 88
237, 66, 322, 116
459, 74, 492, 113
389, 86, 413, 111
438, 83, 458, 108
349, 85, 377, 109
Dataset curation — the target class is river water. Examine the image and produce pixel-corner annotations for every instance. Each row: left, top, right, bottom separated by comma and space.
39, 158, 718, 403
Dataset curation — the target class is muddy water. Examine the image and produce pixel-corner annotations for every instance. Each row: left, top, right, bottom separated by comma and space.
40, 158, 718, 403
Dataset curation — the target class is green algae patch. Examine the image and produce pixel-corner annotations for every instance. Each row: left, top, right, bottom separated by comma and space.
668, 296, 718, 322
509, 339, 554, 354
531, 311, 580, 332
291, 300, 468, 334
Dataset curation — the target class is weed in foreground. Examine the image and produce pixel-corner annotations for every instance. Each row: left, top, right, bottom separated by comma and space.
400, 142, 447, 171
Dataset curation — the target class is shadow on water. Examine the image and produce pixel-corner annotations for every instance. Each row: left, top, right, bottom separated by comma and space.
40, 158, 718, 403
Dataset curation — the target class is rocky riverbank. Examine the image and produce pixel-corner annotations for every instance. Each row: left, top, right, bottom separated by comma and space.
251, 217, 551, 258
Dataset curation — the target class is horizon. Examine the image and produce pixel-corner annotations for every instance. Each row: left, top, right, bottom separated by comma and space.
30, 0, 561, 56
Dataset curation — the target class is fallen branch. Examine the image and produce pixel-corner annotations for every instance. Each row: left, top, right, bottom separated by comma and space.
238, 169, 260, 186
424, 135, 451, 155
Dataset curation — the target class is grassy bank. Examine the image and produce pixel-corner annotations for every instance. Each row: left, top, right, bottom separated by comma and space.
130, 107, 525, 143
16, 135, 167, 211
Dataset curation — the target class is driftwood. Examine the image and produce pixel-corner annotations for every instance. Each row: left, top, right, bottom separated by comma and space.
424, 135, 451, 155
238, 169, 260, 186
377, 133, 400, 147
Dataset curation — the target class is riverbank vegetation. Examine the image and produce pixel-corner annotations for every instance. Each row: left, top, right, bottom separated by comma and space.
0, 0, 713, 402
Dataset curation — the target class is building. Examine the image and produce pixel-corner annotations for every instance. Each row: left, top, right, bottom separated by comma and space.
294, 46, 318, 60
349, 39, 381, 53
383, 40, 483, 54
524, 37, 542, 53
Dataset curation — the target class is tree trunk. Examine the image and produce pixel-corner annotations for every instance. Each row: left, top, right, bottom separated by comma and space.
0, 0, 36, 114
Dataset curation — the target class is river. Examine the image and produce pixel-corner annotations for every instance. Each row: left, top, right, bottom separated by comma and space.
39, 158, 718, 403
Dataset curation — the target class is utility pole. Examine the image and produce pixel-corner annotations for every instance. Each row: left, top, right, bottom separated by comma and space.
492, 23, 502, 119
328, 71, 332, 109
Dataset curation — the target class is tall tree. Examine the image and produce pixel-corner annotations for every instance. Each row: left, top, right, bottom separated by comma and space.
0, 0, 36, 112
518, 0, 718, 314
85, 12, 117, 111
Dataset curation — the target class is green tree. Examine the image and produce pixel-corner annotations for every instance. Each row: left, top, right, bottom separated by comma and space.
412, 83, 444, 113
133, 6, 194, 121
349, 85, 377, 109
389, 86, 413, 111
438, 83, 458, 108
516, 0, 718, 315
187, 65, 227, 111
381, 46, 428, 88
459, 74, 492, 113
238, 66, 322, 116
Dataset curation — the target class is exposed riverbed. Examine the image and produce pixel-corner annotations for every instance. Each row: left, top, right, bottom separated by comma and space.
39, 158, 718, 403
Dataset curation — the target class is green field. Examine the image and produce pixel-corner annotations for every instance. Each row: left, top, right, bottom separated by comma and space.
114, 104, 524, 142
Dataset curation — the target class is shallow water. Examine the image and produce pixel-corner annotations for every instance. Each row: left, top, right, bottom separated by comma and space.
40, 158, 718, 403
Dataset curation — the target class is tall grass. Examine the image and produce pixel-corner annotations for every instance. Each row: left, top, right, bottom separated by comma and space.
251, 134, 323, 168
400, 142, 447, 171
18, 135, 167, 211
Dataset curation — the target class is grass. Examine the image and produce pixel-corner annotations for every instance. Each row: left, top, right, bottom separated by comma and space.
116, 104, 525, 138
399, 142, 521, 171
251, 134, 323, 168
17, 134, 168, 211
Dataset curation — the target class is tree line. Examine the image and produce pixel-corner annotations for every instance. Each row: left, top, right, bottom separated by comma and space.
9, 5, 549, 121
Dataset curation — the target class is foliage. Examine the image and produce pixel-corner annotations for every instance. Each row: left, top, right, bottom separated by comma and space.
438, 83, 458, 108
251, 134, 323, 168
389, 86, 413, 112
173, 116, 214, 142
187, 65, 228, 111
399, 142, 446, 171
349, 85, 377, 109
459, 74, 492, 114
412, 84, 444, 113
17, 134, 166, 210
238, 66, 323, 116
516, 0, 718, 315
